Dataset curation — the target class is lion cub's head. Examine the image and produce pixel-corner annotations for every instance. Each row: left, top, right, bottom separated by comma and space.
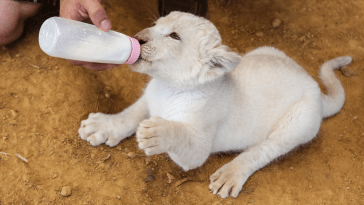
130, 11, 241, 88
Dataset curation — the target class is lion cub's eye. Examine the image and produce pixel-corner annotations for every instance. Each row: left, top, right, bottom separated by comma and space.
168, 32, 181, 40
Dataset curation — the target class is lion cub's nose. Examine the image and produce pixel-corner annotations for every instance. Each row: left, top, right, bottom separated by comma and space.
138, 39, 147, 45
135, 30, 149, 45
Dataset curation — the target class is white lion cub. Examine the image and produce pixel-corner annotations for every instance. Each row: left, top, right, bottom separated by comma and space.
78, 12, 351, 198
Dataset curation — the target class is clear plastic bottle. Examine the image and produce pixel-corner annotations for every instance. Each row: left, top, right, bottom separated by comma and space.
39, 17, 140, 64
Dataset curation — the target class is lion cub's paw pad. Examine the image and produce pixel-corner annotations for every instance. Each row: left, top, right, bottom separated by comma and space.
136, 117, 169, 156
78, 113, 122, 147
209, 163, 247, 198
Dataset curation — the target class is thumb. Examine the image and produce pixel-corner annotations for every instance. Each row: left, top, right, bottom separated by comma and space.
83, 0, 111, 32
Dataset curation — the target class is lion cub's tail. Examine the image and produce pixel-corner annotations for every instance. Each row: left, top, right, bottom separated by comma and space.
319, 56, 352, 118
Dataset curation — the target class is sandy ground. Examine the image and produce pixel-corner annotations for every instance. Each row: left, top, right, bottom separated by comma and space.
1, 0, 364, 204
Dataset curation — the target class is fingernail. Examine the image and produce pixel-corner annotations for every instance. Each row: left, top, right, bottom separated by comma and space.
100, 19, 111, 31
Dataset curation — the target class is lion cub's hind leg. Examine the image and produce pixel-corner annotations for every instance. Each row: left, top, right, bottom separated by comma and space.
209, 91, 322, 198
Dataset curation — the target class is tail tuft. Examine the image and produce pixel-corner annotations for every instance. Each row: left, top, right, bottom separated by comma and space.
319, 56, 352, 118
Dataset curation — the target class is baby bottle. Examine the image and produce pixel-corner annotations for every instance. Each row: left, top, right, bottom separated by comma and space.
38, 17, 140, 64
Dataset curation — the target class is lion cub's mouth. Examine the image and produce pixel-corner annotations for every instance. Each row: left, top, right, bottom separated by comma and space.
136, 54, 151, 63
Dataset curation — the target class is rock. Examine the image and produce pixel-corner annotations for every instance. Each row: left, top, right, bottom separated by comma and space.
167, 172, 175, 184
127, 152, 136, 158
145, 169, 154, 182
10, 110, 18, 117
299, 36, 306, 42
289, 166, 293, 170
105, 93, 110, 98
61, 186, 72, 197
272, 18, 282, 28
256, 31, 264, 37
145, 158, 151, 165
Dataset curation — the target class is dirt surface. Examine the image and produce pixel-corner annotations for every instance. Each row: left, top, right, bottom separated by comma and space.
1, 0, 364, 204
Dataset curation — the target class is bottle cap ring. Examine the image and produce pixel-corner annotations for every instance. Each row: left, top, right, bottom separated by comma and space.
125, 37, 141, 64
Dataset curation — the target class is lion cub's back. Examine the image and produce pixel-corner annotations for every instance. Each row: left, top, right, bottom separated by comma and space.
233, 46, 319, 98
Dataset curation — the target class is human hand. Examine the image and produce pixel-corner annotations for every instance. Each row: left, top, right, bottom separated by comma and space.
60, 0, 120, 70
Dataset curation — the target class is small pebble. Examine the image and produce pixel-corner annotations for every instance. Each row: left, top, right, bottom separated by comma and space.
117, 195, 121, 199
256, 31, 264, 37
127, 152, 136, 158
145, 169, 154, 182
145, 158, 151, 165
105, 93, 110, 98
272, 18, 282, 28
61, 186, 72, 197
167, 172, 175, 184
10, 110, 18, 117
289, 166, 293, 170
308, 185, 313, 189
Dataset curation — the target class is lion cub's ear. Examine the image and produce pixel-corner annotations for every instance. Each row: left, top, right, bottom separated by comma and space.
199, 45, 241, 84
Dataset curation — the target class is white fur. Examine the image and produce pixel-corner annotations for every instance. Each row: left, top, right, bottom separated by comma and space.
78, 12, 352, 198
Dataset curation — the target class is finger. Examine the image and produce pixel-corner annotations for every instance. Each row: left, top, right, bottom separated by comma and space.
82, 62, 119, 71
60, 0, 87, 22
67, 59, 85, 66
83, 0, 111, 32
67, 59, 119, 71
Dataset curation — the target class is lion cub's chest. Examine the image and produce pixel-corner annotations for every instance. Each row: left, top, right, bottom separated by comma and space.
144, 79, 206, 121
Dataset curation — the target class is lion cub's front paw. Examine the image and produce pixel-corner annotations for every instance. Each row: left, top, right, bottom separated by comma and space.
209, 162, 249, 198
136, 116, 171, 156
78, 113, 127, 147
